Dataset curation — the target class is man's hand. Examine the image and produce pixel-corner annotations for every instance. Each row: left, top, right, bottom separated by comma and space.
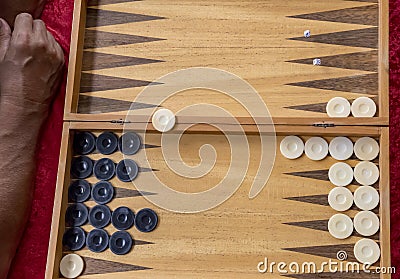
0, 0, 47, 27
0, 13, 64, 278
0, 13, 64, 107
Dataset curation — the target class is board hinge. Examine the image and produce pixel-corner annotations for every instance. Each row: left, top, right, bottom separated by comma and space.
111, 119, 131, 125
312, 122, 335, 128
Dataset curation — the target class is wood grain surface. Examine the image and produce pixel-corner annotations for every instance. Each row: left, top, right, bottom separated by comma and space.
63, 0, 387, 124
46, 130, 389, 278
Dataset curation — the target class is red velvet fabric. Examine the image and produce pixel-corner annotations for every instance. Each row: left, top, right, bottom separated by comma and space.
389, 1, 400, 277
5, 0, 400, 278
7, 1, 73, 278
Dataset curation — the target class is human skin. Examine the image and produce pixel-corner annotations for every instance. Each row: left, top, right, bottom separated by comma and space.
0, 13, 64, 278
0, 0, 46, 27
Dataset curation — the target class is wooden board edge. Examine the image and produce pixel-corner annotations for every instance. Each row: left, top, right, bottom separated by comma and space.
45, 123, 72, 279
379, 127, 391, 279
272, 117, 388, 127
64, 113, 389, 128
379, 0, 389, 120
64, 0, 87, 117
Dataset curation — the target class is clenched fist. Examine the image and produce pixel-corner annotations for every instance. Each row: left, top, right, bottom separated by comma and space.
0, 13, 64, 108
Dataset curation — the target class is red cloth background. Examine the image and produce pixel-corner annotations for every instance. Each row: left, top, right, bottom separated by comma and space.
5, 0, 400, 278
7, 0, 73, 278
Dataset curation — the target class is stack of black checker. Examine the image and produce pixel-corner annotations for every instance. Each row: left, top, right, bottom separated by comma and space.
63, 131, 158, 255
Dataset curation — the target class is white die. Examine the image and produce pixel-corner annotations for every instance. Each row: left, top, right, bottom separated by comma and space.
304, 30, 311, 38
313, 58, 321, 66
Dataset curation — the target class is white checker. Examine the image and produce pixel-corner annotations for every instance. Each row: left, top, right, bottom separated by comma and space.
329, 137, 354, 161
328, 214, 353, 239
354, 238, 381, 264
354, 161, 380, 186
328, 187, 354, 212
280, 136, 304, 159
351, 97, 377, 118
354, 137, 380, 161
152, 109, 176, 133
328, 162, 354, 187
305, 137, 329, 161
326, 97, 351, 118
354, 211, 380, 237
60, 254, 84, 279
354, 186, 380, 211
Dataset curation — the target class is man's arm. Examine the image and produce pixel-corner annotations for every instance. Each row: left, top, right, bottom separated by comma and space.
0, 13, 63, 277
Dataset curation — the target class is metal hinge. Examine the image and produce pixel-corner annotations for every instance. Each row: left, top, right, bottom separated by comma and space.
313, 123, 335, 128
111, 119, 131, 125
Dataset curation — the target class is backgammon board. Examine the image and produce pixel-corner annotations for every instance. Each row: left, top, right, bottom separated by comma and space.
46, 0, 390, 278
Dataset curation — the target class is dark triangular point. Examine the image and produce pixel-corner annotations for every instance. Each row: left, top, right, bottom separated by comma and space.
289, 27, 378, 49
288, 5, 378, 26
77, 95, 157, 114
84, 30, 165, 49
283, 220, 379, 240
79, 238, 153, 252
284, 195, 380, 214
115, 187, 157, 199
287, 50, 378, 72
142, 144, 161, 149
287, 73, 378, 95
82, 257, 151, 275
86, 8, 165, 28
286, 96, 378, 114
284, 220, 328, 232
285, 195, 328, 207
283, 243, 356, 261
139, 167, 159, 173
284, 170, 329, 182
285, 102, 326, 113
135, 239, 155, 246
80, 73, 154, 93
82, 51, 164, 71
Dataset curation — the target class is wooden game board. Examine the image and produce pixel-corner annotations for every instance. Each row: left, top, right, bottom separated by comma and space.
46, 0, 390, 278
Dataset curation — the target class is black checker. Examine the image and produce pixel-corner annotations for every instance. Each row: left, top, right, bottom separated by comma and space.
118, 132, 141, 155
135, 208, 158, 233
71, 156, 93, 179
92, 181, 114, 205
96, 132, 118, 155
65, 203, 89, 227
68, 180, 91, 203
86, 229, 109, 253
73, 132, 96, 155
112, 207, 135, 230
89, 204, 111, 229
94, 158, 116, 181
116, 159, 139, 182
109, 231, 133, 255
63, 227, 86, 251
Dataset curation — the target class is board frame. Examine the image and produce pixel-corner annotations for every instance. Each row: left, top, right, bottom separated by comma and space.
47, 0, 391, 278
